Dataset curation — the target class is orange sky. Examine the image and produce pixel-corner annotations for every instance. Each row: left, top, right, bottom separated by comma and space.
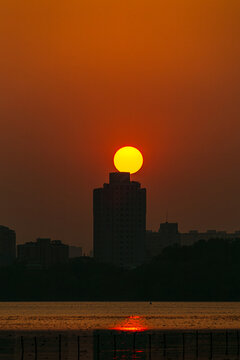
1, 0, 240, 251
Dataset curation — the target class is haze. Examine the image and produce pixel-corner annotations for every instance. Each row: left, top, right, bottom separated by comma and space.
1, 0, 240, 251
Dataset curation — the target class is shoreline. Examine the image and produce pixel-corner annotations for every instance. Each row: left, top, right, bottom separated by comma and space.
0, 328, 240, 334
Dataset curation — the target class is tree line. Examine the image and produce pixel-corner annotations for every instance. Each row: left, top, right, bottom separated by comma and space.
1, 238, 240, 301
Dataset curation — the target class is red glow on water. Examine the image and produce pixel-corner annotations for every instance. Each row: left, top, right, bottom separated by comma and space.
111, 315, 148, 332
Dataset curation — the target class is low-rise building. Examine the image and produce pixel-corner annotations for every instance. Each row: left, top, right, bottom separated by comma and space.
146, 223, 240, 261
17, 238, 69, 267
180, 230, 240, 246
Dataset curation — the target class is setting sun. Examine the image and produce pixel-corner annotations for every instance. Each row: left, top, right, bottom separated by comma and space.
113, 146, 143, 174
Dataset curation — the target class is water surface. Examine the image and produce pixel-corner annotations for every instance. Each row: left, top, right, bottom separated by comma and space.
0, 302, 240, 331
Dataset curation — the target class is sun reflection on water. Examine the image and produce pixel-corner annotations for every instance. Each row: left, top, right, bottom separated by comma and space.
111, 315, 148, 332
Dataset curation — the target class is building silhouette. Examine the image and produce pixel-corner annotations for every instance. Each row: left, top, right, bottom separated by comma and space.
146, 222, 180, 260
146, 223, 240, 260
69, 245, 82, 258
0, 225, 16, 266
17, 238, 69, 268
180, 229, 240, 246
93, 172, 146, 268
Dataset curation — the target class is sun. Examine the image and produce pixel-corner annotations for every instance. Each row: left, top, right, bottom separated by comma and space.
113, 146, 143, 174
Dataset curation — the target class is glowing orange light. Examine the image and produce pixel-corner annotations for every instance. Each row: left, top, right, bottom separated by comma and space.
113, 146, 143, 174
111, 316, 148, 332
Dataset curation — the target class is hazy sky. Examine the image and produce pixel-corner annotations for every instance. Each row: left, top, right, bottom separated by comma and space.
1, 0, 240, 251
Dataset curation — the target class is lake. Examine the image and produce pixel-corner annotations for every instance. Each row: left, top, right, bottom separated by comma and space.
1, 302, 240, 359
0, 301, 240, 331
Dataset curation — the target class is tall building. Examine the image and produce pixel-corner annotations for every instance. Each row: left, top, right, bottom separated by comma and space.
0, 225, 16, 266
93, 172, 146, 268
17, 238, 69, 267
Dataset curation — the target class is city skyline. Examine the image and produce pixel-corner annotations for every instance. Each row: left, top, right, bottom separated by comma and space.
2, 162, 240, 253
1, 148, 240, 253
1, 1, 240, 252
3, 148, 240, 254
4, 163, 240, 254
2, 188, 240, 257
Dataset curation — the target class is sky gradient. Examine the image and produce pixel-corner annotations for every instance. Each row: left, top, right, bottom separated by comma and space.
1, 0, 240, 251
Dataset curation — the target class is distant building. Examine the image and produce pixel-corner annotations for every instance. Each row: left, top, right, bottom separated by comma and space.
180, 230, 240, 246
69, 245, 82, 258
17, 238, 69, 267
146, 223, 240, 260
89, 250, 93, 257
93, 172, 146, 268
0, 226, 16, 266
159, 222, 180, 245
145, 222, 180, 260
